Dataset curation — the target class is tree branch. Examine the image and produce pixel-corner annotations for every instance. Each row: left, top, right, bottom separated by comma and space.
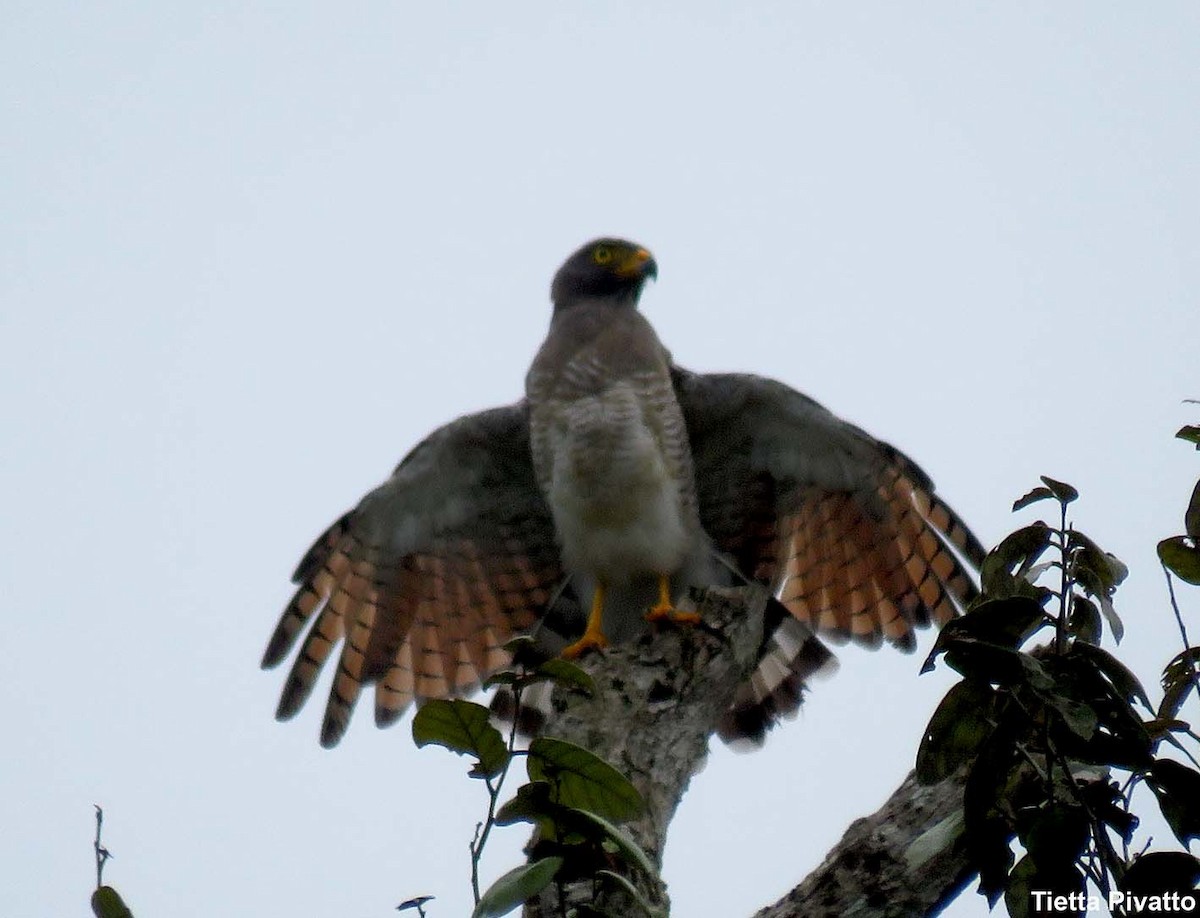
524, 586, 767, 916
752, 768, 973, 917
522, 587, 976, 917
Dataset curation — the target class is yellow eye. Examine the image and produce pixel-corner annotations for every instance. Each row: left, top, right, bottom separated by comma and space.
592, 246, 613, 265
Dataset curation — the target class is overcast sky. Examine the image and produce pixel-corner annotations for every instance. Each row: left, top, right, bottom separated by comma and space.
3, 4, 1197, 917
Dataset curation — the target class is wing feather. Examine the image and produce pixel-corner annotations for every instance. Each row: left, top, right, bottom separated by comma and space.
675, 367, 985, 743
263, 403, 563, 747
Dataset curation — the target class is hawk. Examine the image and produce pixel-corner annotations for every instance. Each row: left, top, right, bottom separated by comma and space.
263, 238, 985, 748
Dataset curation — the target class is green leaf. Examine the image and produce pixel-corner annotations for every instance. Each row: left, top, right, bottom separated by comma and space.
1031, 684, 1098, 742
563, 808, 658, 880
1047, 655, 1152, 768
1147, 759, 1200, 845
1062, 721, 1153, 770
1012, 486, 1055, 512
1004, 854, 1085, 918
1002, 855, 1038, 918
1121, 851, 1200, 901
1019, 801, 1089, 870
917, 680, 997, 784
1186, 479, 1200, 540
527, 658, 596, 695
494, 782, 559, 828
396, 896, 435, 912
91, 887, 134, 918
1067, 596, 1101, 645
1070, 546, 1126, 641
501, 634, 553, 669
962, 719, 1020, 905
1080, 777, 1139, 844
940, 637, 1054, 691
472, 857, 563, 918
944, 597, 1050, 649
527, 738, 644, 822
1144, 716, 1193, 743
1175, 425, 1200, 448
503, 635, 538, 654
481, 671, 519, 688
1160, 647, 1200, 720
1039, 475, 1079, 505
1068, 531, 1128, 593
980, 523, 1054, 595
1096, 591, 1124, 644
1070, 642, 1152, 710
412, 699, 509, 779
1158, 536, 1200, 585
595, 870, 667, 917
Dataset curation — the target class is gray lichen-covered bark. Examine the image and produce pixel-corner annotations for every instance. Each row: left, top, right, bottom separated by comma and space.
752, 769, 973, 917
524, 586, 768, 916
523, 587, 975, 918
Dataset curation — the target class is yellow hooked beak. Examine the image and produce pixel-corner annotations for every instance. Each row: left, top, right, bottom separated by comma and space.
615, 247, 658, 281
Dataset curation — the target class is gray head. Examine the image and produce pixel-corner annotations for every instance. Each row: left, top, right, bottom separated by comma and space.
550, 238, 659, 309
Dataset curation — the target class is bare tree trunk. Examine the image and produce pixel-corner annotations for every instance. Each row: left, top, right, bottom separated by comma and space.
523, 586, 767, 916
523, 587, 974, 918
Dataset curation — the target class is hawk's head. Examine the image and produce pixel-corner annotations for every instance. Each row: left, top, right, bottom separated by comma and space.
551, 238, 658, 309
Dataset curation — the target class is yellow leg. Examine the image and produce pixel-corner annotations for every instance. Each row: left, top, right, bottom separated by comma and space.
562, 582, 610, 659
644, 575, 701, 625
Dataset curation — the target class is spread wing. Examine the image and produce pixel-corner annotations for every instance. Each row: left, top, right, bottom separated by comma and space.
262, 404, 563, 747
673, 368, 985, 741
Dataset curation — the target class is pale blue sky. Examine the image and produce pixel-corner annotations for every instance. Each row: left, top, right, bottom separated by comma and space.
3, 4, 1197, 916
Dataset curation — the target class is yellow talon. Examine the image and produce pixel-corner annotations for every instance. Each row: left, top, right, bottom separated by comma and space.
562, 630, 608, 659
562, 582, 609, 659
644, 575, 701, 625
